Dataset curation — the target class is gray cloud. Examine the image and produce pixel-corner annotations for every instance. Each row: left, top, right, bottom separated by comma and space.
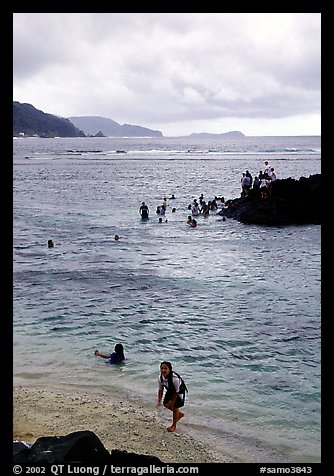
13, 13, 321, 136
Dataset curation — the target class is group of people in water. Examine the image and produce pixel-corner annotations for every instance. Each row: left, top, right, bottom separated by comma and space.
94, 344, 186, 432
139, 160, 277, 226
48, 161, 276, 249
139, 192, 227, 228
139, 194, 177, 221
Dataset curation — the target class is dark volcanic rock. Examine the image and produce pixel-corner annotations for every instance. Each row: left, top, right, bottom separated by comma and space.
14, 431, 110, 464
13, 430, 164, 465
218, 174, 321, 226
13, 441, 32, 464
110, 449, 163, 464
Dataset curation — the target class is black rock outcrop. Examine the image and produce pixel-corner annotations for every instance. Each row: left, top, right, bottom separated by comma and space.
13, 430, 164, 465
218, 174, 321, 226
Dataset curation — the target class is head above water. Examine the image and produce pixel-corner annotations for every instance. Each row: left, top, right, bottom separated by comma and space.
114, 343, 125, 360
115, 343, 124, 353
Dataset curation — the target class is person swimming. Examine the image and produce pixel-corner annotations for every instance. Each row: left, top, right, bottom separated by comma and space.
94, 343, 125, 364
190, 218, 197, 228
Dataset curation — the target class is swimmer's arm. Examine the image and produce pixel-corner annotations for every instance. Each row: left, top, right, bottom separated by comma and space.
94, 351, 110, 359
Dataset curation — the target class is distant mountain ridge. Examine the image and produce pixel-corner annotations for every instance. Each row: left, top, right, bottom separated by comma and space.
13, 102, 85, 138
13, 101, 246, 138
12, 102, 163, 138
187, 131, 245, 138
68, 116, 163, 138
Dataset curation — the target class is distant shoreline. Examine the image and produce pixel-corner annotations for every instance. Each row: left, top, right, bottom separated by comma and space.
13, 133, 321, 139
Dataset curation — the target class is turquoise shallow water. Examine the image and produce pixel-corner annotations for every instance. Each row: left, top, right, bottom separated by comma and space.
13, 136, 321, 462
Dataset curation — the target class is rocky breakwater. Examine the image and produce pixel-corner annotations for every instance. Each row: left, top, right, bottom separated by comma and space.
219, 174, 321, 226
13, 430, 164, 465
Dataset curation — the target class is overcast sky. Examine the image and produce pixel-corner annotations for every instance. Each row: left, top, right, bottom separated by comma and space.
13, 13, 321, 137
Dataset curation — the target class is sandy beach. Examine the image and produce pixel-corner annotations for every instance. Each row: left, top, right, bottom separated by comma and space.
13, 385, 233, 464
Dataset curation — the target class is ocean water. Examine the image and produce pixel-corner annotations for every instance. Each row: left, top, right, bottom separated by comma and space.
13, 136, 321, 463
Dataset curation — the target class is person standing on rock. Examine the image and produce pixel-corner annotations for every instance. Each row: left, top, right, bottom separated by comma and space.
264, 160, 272, 175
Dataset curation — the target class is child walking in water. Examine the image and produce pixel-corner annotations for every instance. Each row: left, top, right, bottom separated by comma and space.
156, 361, 186, 432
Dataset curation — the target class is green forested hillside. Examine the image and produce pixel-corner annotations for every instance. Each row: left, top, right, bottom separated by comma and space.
13, 102, 86, 137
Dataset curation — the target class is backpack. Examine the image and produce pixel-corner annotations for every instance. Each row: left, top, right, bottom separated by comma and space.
160, 371, 188, 395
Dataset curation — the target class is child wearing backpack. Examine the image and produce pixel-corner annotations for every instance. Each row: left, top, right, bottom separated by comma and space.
156, 361, 188, 432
